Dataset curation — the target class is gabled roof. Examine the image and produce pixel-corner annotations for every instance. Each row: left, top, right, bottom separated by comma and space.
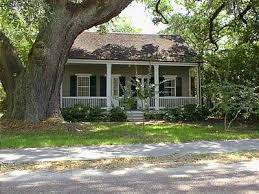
69, 32, 199, 63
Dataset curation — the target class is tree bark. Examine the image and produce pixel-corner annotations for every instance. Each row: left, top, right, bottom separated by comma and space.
0, 0, 133, 122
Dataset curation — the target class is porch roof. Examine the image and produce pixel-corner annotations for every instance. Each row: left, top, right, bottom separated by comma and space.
69, 32, 200, 63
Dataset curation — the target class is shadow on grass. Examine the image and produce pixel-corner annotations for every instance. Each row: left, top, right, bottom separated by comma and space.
0, 121, 259, 148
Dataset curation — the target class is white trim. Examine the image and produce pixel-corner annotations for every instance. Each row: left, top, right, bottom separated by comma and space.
163, 75, 177, 79
106, 63, 112, 110
159, 96, 196, 99
67, 59, 199, 67
63, 96, 106, 99
163, 78, 176, 97
112, 76, 120, 97
75, 73, 92, 76
112, 74, 121, 78
154, 65, 159, 111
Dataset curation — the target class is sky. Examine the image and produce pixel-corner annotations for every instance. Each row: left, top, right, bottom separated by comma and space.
119, 1, 187, 34
119, 2, 166, 34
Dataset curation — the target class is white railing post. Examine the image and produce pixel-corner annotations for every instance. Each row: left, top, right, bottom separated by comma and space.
197, 64, 201, 105
106, 63, 112, 110
154, 65, 159, 111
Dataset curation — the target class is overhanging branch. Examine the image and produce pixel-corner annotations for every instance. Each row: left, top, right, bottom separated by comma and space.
0, 31, 24, 92
209, 2, 226, 51
155, 0, 169, 24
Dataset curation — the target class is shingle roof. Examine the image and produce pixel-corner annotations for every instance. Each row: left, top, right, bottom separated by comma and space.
69, 32, 199, 63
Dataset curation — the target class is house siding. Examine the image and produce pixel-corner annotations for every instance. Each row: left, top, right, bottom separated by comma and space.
62, 63, 191, 97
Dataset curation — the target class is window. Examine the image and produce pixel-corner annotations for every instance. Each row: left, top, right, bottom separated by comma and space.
77, 75, 90, 96
164, 77, 176, 97
112, 76, 120, 97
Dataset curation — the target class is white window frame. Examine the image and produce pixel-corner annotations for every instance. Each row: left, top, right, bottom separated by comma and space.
163, 75, 177, 97
112, 75, 120, 97
76, 74, 91, 97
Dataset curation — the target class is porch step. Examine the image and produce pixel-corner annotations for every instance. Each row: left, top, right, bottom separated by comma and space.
126, 111, 144, 122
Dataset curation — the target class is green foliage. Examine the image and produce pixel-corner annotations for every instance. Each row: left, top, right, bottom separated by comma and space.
120, 85, 137, 110
0, 83, 7, 113
144, 111, 164, 120
95, 16, 141, 33
108, 107, 127, 122
209, 82, 259, 129
2, 122, 259, 148
0, 0, 49, 63
164, 104, 210, 122
61, 104, 106, 122
61, 105, 127, 122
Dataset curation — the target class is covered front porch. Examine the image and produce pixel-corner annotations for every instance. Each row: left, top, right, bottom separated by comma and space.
61, 59, 201, 110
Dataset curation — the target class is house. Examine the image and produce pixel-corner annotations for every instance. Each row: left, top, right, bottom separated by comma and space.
61, 32, 201, 111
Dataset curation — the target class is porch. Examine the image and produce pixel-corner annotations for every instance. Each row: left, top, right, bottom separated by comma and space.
61, 59, 201, 110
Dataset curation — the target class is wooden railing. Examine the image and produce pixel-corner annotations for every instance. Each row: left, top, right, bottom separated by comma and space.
62, 96, 197, 109
159, 97, 197, 108
62, 97, 107, 108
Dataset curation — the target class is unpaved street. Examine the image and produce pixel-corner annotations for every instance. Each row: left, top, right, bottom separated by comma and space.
1, 160, 259, 194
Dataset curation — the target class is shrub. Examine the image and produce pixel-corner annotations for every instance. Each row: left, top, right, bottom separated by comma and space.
108, 107, 127, 122
88, 107, 106, 122
62, 104, 106, 122
62, 104, 90, 122
144, 111, 164, 120
164, 104, 210, 122
164, 107, 183, 122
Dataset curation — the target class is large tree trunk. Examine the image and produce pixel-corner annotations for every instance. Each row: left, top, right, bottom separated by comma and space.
1, 0, 133, 122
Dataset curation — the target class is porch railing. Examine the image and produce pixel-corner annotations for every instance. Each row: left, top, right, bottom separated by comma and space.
159, 97, 197, 109
62, 97, 107, 108
62, 96, 197, 109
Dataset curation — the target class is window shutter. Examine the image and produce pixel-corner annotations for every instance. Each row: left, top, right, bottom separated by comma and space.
159, 77, 165, 97
131, 77, 136, 97
100, 76, 106, 97
70, 75, 77, 96
119, 76, 126, 96
191, 77, 195, 97
90, 75, 96, 96
150, 77, 154, 84
176, 77, 182, 96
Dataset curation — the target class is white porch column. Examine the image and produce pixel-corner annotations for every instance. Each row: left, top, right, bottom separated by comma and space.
106, 63, 112, 110
197, 64, 201, 105
154, 65, 159, 111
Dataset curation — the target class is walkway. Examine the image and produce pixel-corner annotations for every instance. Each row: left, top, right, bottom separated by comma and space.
1, 139, 259, 163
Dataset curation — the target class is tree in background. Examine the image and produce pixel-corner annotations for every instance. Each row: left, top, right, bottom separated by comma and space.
208, 82, 259, 130
95, 16, 142, 33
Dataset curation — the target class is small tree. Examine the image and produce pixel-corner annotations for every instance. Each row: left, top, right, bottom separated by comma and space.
211, 82, 259, 130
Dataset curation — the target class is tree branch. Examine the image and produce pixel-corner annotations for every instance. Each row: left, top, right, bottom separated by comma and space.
227, 110, 241, 130
0, 31, 24, 97
208, 2, 226, 51
155, 0, 169, 24
70, 0, 133, 29
237, 0, 255, 25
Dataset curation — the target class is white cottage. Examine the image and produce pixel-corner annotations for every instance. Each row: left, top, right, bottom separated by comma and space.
61, 32, 202, 111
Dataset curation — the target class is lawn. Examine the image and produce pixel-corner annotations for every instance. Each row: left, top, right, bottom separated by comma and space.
0, 121, 259, 148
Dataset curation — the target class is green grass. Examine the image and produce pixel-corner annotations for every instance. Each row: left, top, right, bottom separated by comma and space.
0, 122, 259, 148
